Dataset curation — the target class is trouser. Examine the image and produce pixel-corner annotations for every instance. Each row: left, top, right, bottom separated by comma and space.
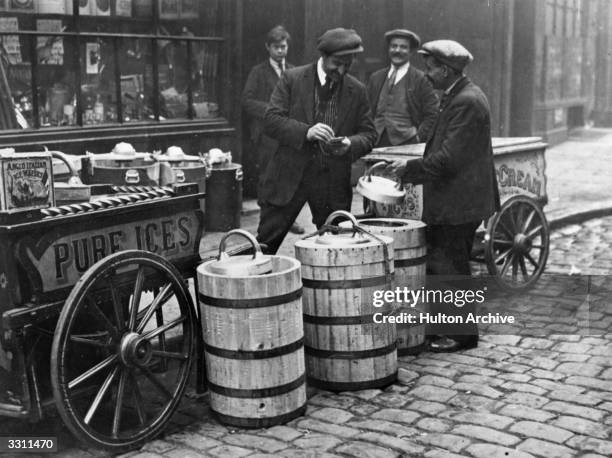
256, 158, 351, 255
425, 221, 481, 344
256, 141, 276, 200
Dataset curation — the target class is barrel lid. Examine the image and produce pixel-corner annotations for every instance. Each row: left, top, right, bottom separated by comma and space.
207, 254, 272, 276
208, 229, 272, 277
210, 162, 241, 171
347, 218, 426, 229
356, 161, 406, 204
156, 154, 203, 163
314, 231, 371, 246
155, 146, 203, 162
356, 175, 405, 204
112, 142, 136, 155
90, 152, 152, 162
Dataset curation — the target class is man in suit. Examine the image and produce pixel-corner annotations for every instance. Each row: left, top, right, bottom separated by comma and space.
242, 25, 304, 234
385, 40, 500, 352
367, 29, 438, 146
257, 27, 377, 254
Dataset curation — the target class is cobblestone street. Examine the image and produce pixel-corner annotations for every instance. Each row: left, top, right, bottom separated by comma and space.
6, 216, 606, 457
127, 217, 612, 458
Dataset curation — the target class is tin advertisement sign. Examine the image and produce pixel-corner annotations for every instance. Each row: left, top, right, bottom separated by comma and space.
0, 155, 54, 212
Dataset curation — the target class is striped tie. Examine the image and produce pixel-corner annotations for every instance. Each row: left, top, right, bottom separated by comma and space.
388, 66, 398, 88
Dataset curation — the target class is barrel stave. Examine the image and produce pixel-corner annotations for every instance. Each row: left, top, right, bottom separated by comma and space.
348, 219, 427, 355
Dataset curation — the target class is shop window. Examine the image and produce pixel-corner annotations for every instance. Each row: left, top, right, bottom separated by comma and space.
0, 0, 225, 132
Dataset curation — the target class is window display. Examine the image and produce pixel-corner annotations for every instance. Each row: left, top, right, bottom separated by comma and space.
0, 0, 224, 131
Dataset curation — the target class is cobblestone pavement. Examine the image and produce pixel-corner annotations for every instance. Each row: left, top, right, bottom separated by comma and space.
2, 216, 607, 457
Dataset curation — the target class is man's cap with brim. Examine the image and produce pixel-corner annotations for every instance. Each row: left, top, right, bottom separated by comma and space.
418, 39, 473, 71
317, 28, 364, 56
384, 29, 421, 49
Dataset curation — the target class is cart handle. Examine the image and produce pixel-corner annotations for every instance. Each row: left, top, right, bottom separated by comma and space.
218, 229, 263, 261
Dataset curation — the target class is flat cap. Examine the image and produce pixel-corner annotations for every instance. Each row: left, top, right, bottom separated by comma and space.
418, 40, 473, 71
317, 28, 364, 56
384, 29, 421, 49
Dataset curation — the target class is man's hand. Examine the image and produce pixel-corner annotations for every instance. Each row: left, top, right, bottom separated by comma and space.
327, 136, 351, 156
306, 123, 335, 142
383, 160, 407, 180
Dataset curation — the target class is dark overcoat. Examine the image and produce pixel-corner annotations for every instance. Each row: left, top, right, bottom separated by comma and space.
366, 65, 439, 142
400, 76, 500, 224
261, 63, 376, 207
241, 60, 295, 151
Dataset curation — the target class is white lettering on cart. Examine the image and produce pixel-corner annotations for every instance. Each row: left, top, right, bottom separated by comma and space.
53, 216, 193, 280
497, 164, 541, 196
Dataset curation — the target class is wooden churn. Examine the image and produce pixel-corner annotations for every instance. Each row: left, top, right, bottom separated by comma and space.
295, 211, 397, 391
348, 218, 427, 355
198, 229, 306, 427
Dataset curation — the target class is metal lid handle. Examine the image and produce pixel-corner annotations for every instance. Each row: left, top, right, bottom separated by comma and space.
365, 160, 403, 189
365, 161, 388, 182
218, 229, 262, 261
49, 150, 83, 185
324, 210, 359, 228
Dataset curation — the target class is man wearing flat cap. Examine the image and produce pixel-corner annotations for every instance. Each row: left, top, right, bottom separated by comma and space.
257, 27, 376, 254
385, 39, 500, 352
367, 29, 438, 147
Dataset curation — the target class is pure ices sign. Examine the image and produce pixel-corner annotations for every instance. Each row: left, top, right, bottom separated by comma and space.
17, 211, 201, 295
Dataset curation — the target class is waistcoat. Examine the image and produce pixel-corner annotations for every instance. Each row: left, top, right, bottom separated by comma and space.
374, 75, 417, 145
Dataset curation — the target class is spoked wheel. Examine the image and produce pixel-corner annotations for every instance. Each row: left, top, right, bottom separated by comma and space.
51, 250, 196, 451
485, 196, 550, 291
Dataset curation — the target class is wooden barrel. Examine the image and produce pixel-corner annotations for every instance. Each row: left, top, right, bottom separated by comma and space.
294, 212, 397, 391
198, 231, 306, 427
353, 218, 427, 355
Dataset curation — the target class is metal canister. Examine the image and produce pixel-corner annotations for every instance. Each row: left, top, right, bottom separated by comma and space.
205, 162, 243, 232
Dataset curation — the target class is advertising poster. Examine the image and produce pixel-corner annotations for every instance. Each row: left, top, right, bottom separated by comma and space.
9, 0, 34, 12
179, 0, 197, 19
0, 17, 22, 64
37, 0, 66, 14
36, 19, 64, 65
86, 42, 100, 74
159, 0, 178, 19
93, 0, 110, 16
115, 0, 131, 16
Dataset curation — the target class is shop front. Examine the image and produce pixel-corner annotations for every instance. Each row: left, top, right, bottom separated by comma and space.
0, 0, 239, 156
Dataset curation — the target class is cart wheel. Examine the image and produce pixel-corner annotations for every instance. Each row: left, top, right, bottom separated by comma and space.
51, 250, 196, 451
485, 196, 550, 291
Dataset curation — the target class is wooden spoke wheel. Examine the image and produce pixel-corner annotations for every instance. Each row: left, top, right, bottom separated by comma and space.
51, 250, 196, 451
485, 196, 550, 291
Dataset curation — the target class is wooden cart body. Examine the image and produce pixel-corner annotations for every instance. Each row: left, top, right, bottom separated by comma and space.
0, 180, 205, 450
364, 137, 548, 219
362, 137, 550, 290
